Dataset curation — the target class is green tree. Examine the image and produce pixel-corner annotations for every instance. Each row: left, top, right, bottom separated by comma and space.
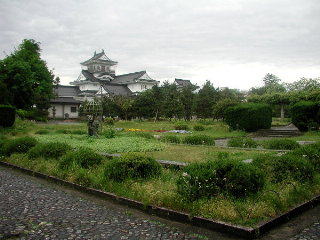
286, 77, 320, 91
161, 82, 183, 119
0, 39, 54, 111
179, 85, 195, 120
194, 80, 218, 118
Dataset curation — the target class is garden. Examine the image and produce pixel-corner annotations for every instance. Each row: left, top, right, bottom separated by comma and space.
1, 109, 320, 228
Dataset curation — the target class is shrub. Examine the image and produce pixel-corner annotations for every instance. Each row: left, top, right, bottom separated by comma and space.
174, 122, 189, 130
193, 125, 205, 131
291, 143, 320, 171
262, 138, 300, 150
183, 135, 215, 145
103, 128, 116, 139
35, 129, 50, 135
28, 142, 72, 159
161, 135, 181, 144
226, 163, 265, 197
227, 137, 258, 148
104, 117, 114, 125
272, 154, 315, 183
59, 147, 104, 169
197, 119, 215, 125
225, 103, 272, 132
104, 153, 162, 182
56, 129, 72, 134
0, 105, 16, 128
290, 101, 319, 131
177, 159, 265, 200
2, 136, 38, 155
16, 108, 47, 122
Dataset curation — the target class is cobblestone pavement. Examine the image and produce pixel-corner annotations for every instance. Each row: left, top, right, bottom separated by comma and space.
290, 222, 320, 240
0, 167, 227, 240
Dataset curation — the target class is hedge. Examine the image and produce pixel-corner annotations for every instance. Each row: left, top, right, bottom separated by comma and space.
225, 103, 272, 132
0, 105, 16, 127
290, 101, 319, 131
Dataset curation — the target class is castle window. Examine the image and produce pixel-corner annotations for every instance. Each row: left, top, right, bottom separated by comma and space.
141, 84, 147, 90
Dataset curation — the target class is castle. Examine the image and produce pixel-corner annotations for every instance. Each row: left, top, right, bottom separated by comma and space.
49, 50, 159, 118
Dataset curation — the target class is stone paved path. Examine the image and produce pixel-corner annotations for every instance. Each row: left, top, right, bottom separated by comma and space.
0, 167, 232, 240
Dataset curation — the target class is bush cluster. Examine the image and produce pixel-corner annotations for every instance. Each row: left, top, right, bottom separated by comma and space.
2, 136, 37, 155
271, 154, 314, 183
227, 137, 258, 148
262, 138, 300, 150
71, 130, 86, 135
16, 109, 47, 122
174, 122, 189, 130
28, 142, 72, 159
177, 159, 265, 200
104, 153, 162, 182
0, 105, 16, 128
55, 129, 72, 134
290, 101, 319, 131
161, 135, 181, 144
103, 128, 116, 139
104, 117, 114, 125
225, 103, 272, 132
183, 135, 215, 145
291, 142, 320, 171
59, 147, 104, 169
193, 125, 205, 131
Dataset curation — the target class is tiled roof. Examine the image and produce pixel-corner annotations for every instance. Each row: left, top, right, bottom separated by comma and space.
50, 97, 81, 104
54, 85, 80, 97
102, 84, 132, 96
174, 79, 192, 87
112, 71, 158, 84
81, 50, 117, 65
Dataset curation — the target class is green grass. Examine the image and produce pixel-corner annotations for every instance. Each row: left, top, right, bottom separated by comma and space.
35, 134, 165, 153
271, 118, 291, 127
291, 131, 320, 141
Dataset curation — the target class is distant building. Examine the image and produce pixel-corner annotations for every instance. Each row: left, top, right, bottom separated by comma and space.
174, 78, 199, 91
49, 50, 158, 119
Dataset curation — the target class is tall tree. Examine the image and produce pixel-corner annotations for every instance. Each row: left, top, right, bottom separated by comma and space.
194, 80, 218, 118
0, 39, 54, 111
179, 85, 195, 120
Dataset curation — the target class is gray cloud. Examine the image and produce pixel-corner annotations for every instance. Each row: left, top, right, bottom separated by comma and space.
0, 0, 319, 89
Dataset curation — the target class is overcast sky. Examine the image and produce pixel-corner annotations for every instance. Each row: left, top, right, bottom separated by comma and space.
0, 0, 319, 89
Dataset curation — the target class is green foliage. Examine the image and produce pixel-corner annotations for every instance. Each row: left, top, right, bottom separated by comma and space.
290, 101, 319, 131
212, 99, 238, 120
161, 135, 181, 144
272, 154, 315, 183
225, 103, 272, 132
104, 117, 114, 125
291, 143, 320, 171
183, 135, 215, 145
194, 80, 218, 118
262, 138, 300, 150
0, 105, 16, 127
71, 130, 86, 135
104, 153, 162, 182
59, 147, 104, 169
193, 125, 205, 131
174, 122, 189, 130
35, 129, 50, 135
103, 128, 116, 139
28, 142, 72, 159
0, 39, 54, 111
2, 136, 37, 155
177, 159, 265, 200
227, 137, 258, 148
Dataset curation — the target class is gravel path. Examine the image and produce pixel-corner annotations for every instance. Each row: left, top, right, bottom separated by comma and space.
0, 166, 227, 240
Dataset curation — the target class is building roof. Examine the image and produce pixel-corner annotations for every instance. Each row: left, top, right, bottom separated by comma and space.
54, 85, 80, 97
174, 79, 193, 87
50, 97, 81, 104
112, 71, 157, 84
102, 84, 132, 96
81, 50, 117, 66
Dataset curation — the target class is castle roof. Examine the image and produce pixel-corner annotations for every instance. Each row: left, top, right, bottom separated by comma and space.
81, 50, 118, 66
